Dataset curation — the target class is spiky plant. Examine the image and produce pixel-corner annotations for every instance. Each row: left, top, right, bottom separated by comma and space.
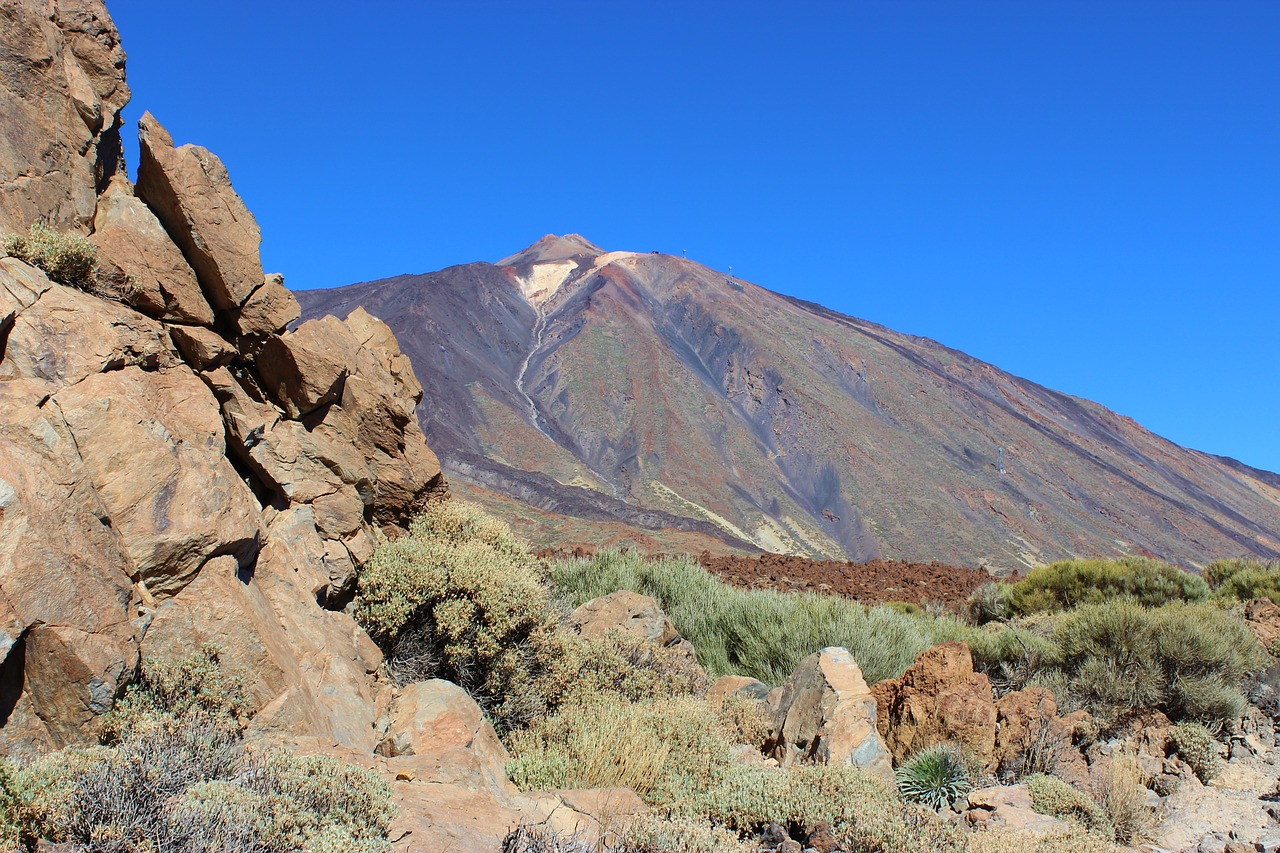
895, 743, 977, 811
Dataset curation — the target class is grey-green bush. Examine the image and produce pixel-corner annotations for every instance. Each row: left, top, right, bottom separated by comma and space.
1011, 557, 1210, 615
895, 744, 977, 811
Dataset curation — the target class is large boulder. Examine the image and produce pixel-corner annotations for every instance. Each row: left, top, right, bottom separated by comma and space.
135, 112, 264, 319
964, 785, 1073, 836
234, 272, 299, 340
871, 641, 998, 769
0, 378, 139, 754
0, 0, 129, 235
0, 263, 177, 387
764, 647, 894, 784
89, 175, 214, 324
257, 314, 362, 419
51, 364, 261, 597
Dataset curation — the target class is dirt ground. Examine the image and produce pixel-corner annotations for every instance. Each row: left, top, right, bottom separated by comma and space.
696, 552, 994, 608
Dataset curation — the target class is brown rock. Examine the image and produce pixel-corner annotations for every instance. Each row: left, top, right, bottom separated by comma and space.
964, 784, 1072, 835
0, 268, 177, 388
765, 646, 895, 784
0, 0, 128, 235
234, 272, 300, 339
871, 641, 997, 769
1244, 598, 1280, 653
994, 687, 1064, 776
170, 325, 236, 371
0, 257, 53, 332
135, 112, 264, 316
52, 365, 261, 597
708, 675, 771, 706
0, 378, 139, 752
343, 306, 424, 403
256, 315, 361, 418
90, 176, 214, 324
570, 590, 683, 647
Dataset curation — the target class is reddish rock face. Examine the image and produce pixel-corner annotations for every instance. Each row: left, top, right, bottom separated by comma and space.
871, 641, 998, 769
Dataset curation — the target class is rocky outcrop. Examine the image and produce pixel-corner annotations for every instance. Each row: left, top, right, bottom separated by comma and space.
0, 5, 441, 754
871, 641, 998, 769
0, 0, 129, 235
764, 647, 895, 784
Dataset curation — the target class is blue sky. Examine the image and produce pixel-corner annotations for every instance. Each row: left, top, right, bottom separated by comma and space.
110, 2, 1279, 473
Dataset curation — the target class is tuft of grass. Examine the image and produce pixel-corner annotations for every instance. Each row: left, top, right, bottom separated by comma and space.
895, 744, 977, 811
1093, 754, 1157, 846
1010, 557, 1210, 615
1027, 773, 1112, 836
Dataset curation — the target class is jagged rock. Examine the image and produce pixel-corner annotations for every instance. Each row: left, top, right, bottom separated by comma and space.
51, 364, 261, 597
257, 315, 360, 419
964, 785, 1072, 835
871, 641, 997, 769
135, 112, 264, 318
90, 175, 213, 324
170, 325, 236, 371
344, 306, 424, 403
234, 272, 299, 339
0, 264, 178, 387
0, 378, 139, 753
0, 0, 128, 235
1244, 597, 1280, 653
0, 257, 53, 334
764, 647, 894, 784
992, 686, 1085, 780
708, 674, 771, 706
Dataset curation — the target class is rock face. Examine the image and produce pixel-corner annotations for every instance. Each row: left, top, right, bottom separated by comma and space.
0, 0, 442, 757
0, 0, 129, 235
764, 647, 895, 784
871, 641, 998, 769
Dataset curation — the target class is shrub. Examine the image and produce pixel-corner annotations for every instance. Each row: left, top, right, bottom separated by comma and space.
1027, 773, 1112, 836
1011, 557, 1210, 615
0, 650, 394, 853
615, 815, 752, 853
355, 500, 574, 730
550, 549, 960, 685
1092, 754, 1156, 845
1049, 600, 1263, 724
967, 581, 1014, 624
895, 744, 977, 811
1169, 722, 1222, 783
2, 223, 99, 289
1207, 558, 1280, 604
506, 693, 733, 802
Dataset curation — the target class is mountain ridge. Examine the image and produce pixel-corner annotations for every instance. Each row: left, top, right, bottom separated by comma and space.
297, 235, 1280, 570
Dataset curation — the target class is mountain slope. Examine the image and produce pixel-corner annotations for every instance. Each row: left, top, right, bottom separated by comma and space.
297, 235, 1280, 570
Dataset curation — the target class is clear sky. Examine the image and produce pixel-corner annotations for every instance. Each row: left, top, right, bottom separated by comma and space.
109, 1, 1279, 474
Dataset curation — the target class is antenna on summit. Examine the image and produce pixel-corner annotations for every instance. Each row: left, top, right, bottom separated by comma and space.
728, 265, 733, 277
682, 248, 687, 259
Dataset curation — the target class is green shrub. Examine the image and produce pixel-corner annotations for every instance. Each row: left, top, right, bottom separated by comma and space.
967, 581, 1014, 624
355, 500, 575, 730
0, 650, 394, 853
895, 744, 977, 811
1207, 558, 1280, 604
1049, 600, 1263, 724
1027, 773, 1112, 836
550, 549, 961, 685
1170, 722, 1222, 783
1011, 557, 1210, 615
2, 223, 99, 289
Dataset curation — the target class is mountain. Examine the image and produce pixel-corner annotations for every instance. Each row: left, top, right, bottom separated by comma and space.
297, 235, 1280, 571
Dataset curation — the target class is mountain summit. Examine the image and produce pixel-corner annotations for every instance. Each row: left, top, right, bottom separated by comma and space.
298, 237, 1280, 570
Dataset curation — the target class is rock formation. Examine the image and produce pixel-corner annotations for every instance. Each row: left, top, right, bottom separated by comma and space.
0, 0, 443, 760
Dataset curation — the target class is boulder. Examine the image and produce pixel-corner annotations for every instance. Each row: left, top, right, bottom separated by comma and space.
344, 307, 424, 403
1244, 597, 1280, 653
52, 365, 261, 597
0, 266, 178, 388
708, 675, 772, 706
570, 590, 683, 647
135, 112, 264, 317
0, 378, 139, 753
90, 175, 214, 324
0, 257, 53, 333
992, 687, 1083, 780
871, 641, 997, 769
234, 272, 300, 339
0, 0, 129, 235
257, 315, 361, 419
964, 784, 1072, 835
764, 647, 894, 784
170, 325, 236, 371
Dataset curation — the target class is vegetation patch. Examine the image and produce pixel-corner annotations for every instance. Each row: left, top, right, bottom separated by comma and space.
895, 743, 978, 811
0, 647, 393, 853
1010, 557, 1210, 615
1169, 722, 1222, 783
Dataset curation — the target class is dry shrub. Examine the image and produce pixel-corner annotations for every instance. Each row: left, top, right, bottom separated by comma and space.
0, 649, 394, 853
1092, 754, 1156, 846
1026, 773, 1112, 836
